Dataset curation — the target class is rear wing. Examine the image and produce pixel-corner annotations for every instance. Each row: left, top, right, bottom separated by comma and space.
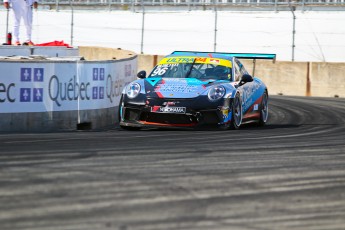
222, 53, 276, 61
228, 53, 276, 77
171, 51, 276, 76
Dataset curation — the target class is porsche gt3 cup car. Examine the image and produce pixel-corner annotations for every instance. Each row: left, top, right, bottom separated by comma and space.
118, 51, 276, 130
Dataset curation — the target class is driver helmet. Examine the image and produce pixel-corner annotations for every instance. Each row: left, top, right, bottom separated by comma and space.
213, 65, 229, 79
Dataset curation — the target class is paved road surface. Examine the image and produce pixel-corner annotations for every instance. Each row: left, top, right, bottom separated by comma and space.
0, 96, 344, 230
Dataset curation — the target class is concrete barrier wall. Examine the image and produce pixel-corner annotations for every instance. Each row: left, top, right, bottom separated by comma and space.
138, 54, 345, 98
242, 60, 309, 97
0, 108, 117, 132
243, 60, 345, 98
310, 63, 345, 97
79, 46, 137, 61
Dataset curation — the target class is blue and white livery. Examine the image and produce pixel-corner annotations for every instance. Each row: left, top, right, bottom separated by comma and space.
119, 51, 275, 130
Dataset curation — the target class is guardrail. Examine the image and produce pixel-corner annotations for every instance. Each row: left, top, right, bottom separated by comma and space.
38, 0, 345, 6
24, 0, 344, 13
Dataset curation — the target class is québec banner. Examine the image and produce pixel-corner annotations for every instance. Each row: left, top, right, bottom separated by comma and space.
0, 58, 137, 113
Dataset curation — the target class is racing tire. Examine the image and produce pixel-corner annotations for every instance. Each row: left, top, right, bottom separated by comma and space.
118, 95, 124, 124
229, 93, 243, 130
258, 91, 269, 126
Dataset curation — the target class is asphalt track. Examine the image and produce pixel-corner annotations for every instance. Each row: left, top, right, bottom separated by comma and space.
0, 95, 345, 230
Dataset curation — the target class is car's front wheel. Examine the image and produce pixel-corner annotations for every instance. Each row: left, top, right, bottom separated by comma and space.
118, 95, 124, 124
230, 93, 243, 130
118, 96, 141, 131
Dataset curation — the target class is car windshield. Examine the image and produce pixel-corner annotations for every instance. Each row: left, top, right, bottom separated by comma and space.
148, 62, 232, 81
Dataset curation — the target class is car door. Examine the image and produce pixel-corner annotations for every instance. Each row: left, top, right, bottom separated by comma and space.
234, 58, 256, 114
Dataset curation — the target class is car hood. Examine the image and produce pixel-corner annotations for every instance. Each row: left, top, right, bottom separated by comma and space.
144, 77, 226, 99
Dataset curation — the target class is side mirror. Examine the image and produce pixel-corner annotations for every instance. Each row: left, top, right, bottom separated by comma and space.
239, 74, 253, 86
137, 70, 146, 79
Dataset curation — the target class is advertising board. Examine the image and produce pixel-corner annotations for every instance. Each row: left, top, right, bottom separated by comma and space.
0, 58, 137, 113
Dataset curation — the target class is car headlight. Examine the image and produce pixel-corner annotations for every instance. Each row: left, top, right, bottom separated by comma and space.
126, 82, 141, 99
208, 85, 226, 101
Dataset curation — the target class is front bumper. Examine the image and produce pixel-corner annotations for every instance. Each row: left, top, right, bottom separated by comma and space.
120, 97, 231, 128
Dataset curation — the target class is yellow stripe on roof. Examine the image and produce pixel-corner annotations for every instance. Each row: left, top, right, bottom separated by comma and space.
159, 56, 232, 68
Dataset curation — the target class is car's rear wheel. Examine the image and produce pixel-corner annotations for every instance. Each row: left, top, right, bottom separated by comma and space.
258, 91, 268, 126
230, 93, 243, 130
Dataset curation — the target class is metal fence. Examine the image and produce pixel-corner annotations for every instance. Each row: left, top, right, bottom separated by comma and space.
29, 0, 343, 55
40, 0, 345, 6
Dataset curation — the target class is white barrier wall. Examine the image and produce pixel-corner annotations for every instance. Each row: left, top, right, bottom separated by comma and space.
0, 57, 137, 131
1, 60, 136, 112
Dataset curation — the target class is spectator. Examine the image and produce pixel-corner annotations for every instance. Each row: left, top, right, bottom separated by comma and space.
3, 0, 38, 46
